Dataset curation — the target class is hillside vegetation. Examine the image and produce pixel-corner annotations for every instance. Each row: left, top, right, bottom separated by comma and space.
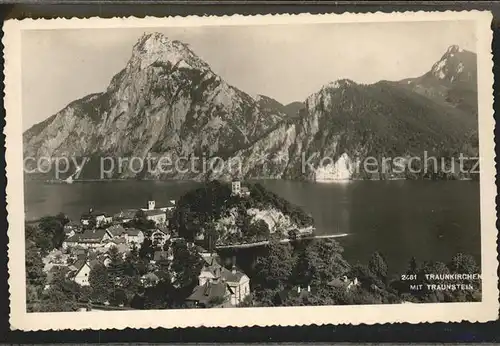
170, 180, 314, 246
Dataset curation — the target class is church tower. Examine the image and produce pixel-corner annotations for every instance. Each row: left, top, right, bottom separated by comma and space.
232, 181, 241, 196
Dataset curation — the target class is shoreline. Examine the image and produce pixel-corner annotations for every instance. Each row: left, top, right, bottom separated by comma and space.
30, 177, 479, 185
215, 233, 350, 249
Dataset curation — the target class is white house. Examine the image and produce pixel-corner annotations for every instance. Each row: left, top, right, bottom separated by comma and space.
81, 209, 112, 227
125, 228, 145, 245
63, 229, 112, 249
197, 254, 251, 306
63, 221, 81, 238
69, 259, 92, 286
151, 227, 170, 247
198, 255, 220, 286
106, 225, 144, 245
138, 200, 172, 224
144, 209, 167, 224
222, 266, 251, 305
96, 214, 113, 227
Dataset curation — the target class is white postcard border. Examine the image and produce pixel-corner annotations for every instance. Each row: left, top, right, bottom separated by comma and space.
3, 11, 498, 330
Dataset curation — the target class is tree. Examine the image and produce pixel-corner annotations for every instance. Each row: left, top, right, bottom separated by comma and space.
254, 241, 294, 290
107, 246, 126, 288
29, 214, 68, 254
447, 253, 481, 301
40, 288, 78, 312
26, 284, 42, 312
139, 238, 155, 260
130, 288, 146, 309
109, 288, 128, 306
43, 214, 66, 248
247, 219, 270, 240
89, 263, 112, 303
208, 295, 227, 307
25, 241, 46, 288
349, 263, 383, 291
204, 222, 219, 252
39, 267, 80, 312
288, 229, 299, 241
417, 260, 453, 302
448, 253, 479, 275
407, 256, 419, 274
25, 240, 47, 311
293, 239, 350, 286
170, 240, 203, 291
291, 285, 349, 306
348, 287, 383, 304
126, 210, 156, 231
144, 279, 174, 309
55, 212, 69, 226
119, 249, 144, 302
368, 251, 388, 282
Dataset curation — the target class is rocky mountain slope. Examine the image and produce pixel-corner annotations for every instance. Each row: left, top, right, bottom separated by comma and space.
399, 45, 478, 116
24, 33, 286, 179
24, 33, 478, 181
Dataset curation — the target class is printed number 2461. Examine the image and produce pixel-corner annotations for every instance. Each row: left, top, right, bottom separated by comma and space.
401, 274, 417, 281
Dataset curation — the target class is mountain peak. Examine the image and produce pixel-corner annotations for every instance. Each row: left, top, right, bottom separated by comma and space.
130, 32, 209, 71
446, 44, 463, 54
324, 78, 356, 90
430, 45, 473, 82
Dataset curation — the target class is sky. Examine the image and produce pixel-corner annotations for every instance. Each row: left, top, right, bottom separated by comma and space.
22, 20, 477, 131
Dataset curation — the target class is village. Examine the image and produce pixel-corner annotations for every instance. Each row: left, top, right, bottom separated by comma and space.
34, 180, 376, 311
29, 177, 470, 311
39, 181, 256, 310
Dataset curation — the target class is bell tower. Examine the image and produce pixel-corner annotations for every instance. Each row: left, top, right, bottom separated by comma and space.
232, 181, 241, 196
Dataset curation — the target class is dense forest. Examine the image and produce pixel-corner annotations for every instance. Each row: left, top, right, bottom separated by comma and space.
245, 239, 481, 306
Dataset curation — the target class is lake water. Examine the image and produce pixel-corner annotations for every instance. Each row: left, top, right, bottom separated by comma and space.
24, 179, 481, 274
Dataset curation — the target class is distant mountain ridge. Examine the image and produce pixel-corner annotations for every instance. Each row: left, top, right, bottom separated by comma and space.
24, 33, 478, 181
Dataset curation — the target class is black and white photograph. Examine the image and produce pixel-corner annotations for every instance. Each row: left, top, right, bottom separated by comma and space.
4, 12, 498, 329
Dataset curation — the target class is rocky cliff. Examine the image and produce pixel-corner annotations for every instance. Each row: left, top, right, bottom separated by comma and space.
24, 33, 478, 181
24, 33, 286, 180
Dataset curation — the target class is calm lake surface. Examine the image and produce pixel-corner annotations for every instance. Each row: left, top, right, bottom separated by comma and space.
24, 179, 481, 274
